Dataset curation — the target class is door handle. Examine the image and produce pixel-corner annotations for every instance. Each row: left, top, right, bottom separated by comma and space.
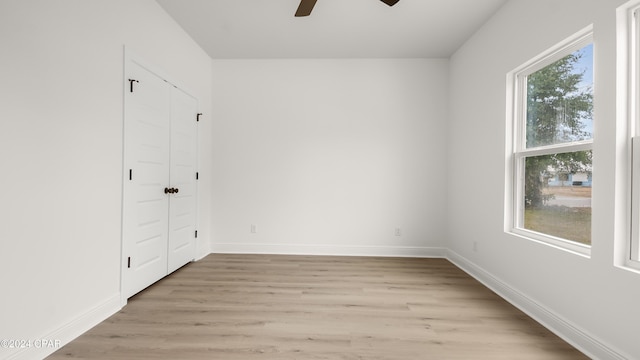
164, 187, 179, 194
164, 187, 171, 194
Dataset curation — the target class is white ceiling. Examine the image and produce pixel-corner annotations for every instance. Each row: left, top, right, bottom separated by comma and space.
155, 0, 508, 59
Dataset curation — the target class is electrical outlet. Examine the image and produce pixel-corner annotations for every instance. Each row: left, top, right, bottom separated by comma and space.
251, 224, 256, 234
395, 228, 401, 237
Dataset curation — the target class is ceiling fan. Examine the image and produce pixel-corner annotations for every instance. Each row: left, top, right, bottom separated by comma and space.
295, 0, 400, 17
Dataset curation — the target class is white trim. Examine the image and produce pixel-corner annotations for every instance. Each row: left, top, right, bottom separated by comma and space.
620, 0, 640, 270
5, 294, 121, 360
516, 140, 593, 158
631, 137, 640, 262
211, 243, 447, 258
123, 47, 197, 97
195, 248, 210, 261
447, 250, 630, 360
505, 72, 517, 233
510, 25, 594, 79
509, 229, 591, 258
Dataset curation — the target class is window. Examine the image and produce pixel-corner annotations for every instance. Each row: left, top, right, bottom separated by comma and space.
626, 2, 640, 267
508, 28, 594, 255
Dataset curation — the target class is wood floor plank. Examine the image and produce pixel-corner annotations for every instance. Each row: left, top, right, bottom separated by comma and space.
47, 254, 588, 359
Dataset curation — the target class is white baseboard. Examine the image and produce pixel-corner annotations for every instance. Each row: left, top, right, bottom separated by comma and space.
6, 294, 121, 360
446, 250, 628, 360
195, 249, 209, 261
211, 242, 447, 258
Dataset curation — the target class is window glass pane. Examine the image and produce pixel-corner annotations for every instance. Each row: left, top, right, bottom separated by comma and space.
526, 44, 593, 148
523, 151, 592, 245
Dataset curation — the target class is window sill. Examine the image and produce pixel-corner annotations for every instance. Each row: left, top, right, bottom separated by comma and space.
619, 260, 640, 274
509, 228, 591, 258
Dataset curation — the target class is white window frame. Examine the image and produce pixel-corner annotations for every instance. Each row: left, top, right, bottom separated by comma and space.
625, 1, 640, 269
631, 136, 640, 264
507, 27, 594, 257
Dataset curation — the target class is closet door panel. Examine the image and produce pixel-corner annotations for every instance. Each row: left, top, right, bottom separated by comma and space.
122, 60, 171, 299
167, 87, 198, 273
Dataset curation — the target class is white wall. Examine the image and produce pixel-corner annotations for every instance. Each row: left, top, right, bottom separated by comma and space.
0, 1, 212, 359
5, 0, 637, 358
447, 0, 640, 358
210, 59, 448, 257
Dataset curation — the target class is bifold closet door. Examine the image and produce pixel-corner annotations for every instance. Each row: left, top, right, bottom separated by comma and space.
122, 60, 171, 299
167, 87, 197, 274
122, 57, 198, 299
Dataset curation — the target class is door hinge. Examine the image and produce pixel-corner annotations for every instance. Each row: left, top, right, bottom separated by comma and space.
196, 172, 199, 180
127, 257, 131, 268
195, 230, 198, 238
129, 169, 133, 181
197, 113, 202, 122
128, 79, 139, 93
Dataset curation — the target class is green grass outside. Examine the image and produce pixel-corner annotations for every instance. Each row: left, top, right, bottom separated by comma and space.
524, 206, 591, 245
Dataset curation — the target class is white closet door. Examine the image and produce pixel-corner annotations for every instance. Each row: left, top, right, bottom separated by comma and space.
167, 87, 198, 273
122, 60, 171, 299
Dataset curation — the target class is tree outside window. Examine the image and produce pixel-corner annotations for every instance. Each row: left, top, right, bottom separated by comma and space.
512, 39, 593, 248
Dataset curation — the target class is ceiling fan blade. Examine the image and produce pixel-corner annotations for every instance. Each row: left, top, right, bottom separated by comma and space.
380, 0, 400, 6
295, 0, 317, 17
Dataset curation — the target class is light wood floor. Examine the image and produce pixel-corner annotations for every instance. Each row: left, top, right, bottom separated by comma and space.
48, 254, 588, 359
